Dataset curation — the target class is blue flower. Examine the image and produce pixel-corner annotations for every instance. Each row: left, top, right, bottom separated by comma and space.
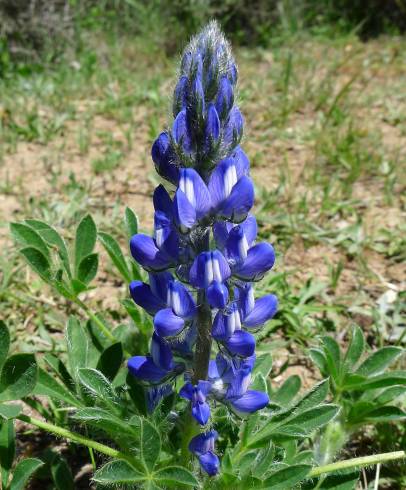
127, 334, 184, 384
127, 22, 277, 475
208, 353, 269, 414
180, 381, 211, 425
189, 431, 220, 476
151, 132, 179, 184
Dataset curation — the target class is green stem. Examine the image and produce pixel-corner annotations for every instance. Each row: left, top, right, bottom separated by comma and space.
309, 451, 406, 478
76, 300, 117, 343
17, 414, 131, 462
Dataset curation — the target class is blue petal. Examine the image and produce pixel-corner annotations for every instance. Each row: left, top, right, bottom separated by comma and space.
188, 430, 218, 455
154, 308, 185, 337
167, 281, 196, 319
206, 281, 229, 309
229, 63, 238, 85
146, 384, 173, 413
225, 367, 251, 399
129, 280, 165, 315
215, 76, 234, 119
231, 146, 250, 176
153, 185, 173, 216
150, 333, 173, 371
234, 242, 275, 281
243, 294, 278, 328
219, 175, 254, 222
151, 132, 179, 184
208, 359, 220, 380
225, 330, 256, 357
191, 76, 205, 114
240, 214, 257, 245
179, 382, 194, 401
127, 356, 167, 383
178, 168, 211, 220
211, 311, 228, 341
192, 401, 210, 425
173, 75, 189, 116
172, 109, 193, 153
223, 106, 243, 147
204, 103, 220, 147
154, 211, 179, 260
225, 226, 249, 265
174, 189, 197, 229
229, 390, 269, 413
208, 157, 241, 209
189, 251, 231, 288
198, 451, 220, 476
235, 283, 255, 318
197, 380, 212, 397
130, 234, 172, 271
213, 221, 232, 250
149, 272, 173, 303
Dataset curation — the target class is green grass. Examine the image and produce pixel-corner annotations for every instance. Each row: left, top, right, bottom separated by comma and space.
0, 28, 405, 488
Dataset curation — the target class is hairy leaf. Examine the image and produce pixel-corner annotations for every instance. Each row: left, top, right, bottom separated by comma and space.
9, 458, 44, 490
92, 460, 145, 484
356, 347, 403, 377
0, 354, 37, 402
98, 231, 131, 282
74, 214, 96, 274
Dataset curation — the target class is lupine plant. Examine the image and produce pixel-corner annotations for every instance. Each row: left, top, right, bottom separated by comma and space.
2, 21, 406, 490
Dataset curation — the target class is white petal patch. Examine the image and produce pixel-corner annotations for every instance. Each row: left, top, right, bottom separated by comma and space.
205, 258, 214, 286
238, 233, 249, 260
180, 175, 196, 207
155, 228, 164, 248
212, 257, 222, 282
223, 165, 238, 198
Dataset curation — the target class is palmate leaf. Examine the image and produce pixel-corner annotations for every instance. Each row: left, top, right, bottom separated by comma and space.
0, 403, 22, 420
0, 354, 37, 402
343, 325, 364, 370
66, 317, 89, 380
92, 460, 145, 484
9, 458, 44, 490
0, 419, 15, 489
33, 368, 80, 407
51, 454, 74, 490
24, 219, 71, 277
355, 347, 403, 377
78, 368, 119, 412
272, 375, 301, 406
141, 419, 161, 471
77, 253, 99, 285
343, 371, 406, 391
72, 407, 138, 439
304, 469, 360, 490
262, 464, 311, 489
96, 342, 123, 382
19, 247, 52, 283
74, 214, 97, 275
98, 231, 132, 282
154, 466, 198, 487
0, 320, 10, 371
10, 222, 51, 260
124, 207, 138, 240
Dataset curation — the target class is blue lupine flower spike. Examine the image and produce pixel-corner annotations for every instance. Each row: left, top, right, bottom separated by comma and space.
127, 21, 277, 476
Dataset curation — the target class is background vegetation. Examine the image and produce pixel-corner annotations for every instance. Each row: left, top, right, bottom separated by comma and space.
0, 1, 405, 488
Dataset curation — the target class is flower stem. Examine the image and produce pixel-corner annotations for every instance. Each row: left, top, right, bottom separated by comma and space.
192, 290, 213, 384
75, 300, 117, 343
17, 414, 133, 463
309, 451, 406, 478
